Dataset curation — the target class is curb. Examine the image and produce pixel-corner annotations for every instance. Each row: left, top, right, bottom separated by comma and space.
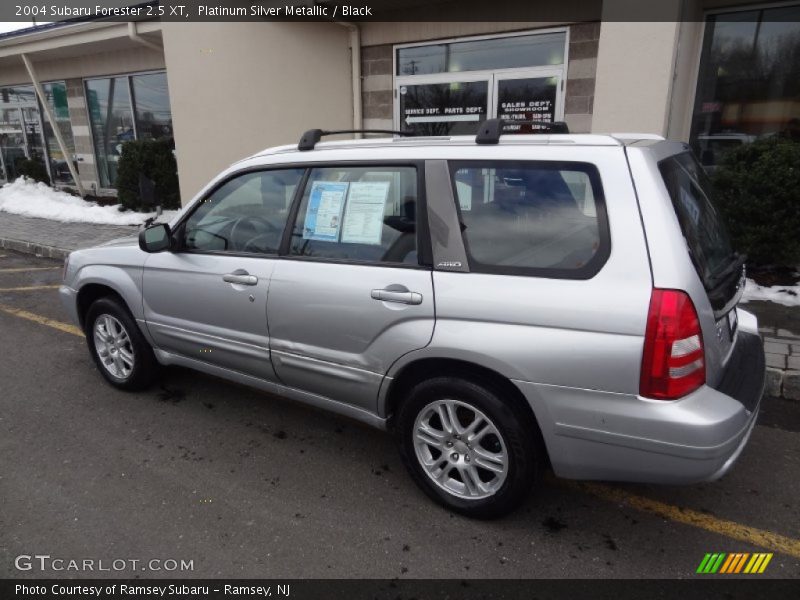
0, 236, 71, 260
761, 330, 800, 401
766, 367, 800, 401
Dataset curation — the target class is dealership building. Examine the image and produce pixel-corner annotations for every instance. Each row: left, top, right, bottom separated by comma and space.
0, 0, 798, 204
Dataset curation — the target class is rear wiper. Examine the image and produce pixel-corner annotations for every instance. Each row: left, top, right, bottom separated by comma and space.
708, 252, 746, 287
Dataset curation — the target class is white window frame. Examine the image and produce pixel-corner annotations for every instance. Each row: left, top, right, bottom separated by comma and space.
392, 27, 571, 131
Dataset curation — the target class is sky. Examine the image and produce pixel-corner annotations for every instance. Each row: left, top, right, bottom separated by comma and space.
0, 21, 52, 34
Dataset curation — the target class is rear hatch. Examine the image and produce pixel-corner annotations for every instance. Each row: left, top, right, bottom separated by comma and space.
658, 152, 746, 375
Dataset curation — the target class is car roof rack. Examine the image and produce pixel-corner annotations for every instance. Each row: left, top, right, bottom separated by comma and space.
298, 129, 414, 151
475, 118, 570, 144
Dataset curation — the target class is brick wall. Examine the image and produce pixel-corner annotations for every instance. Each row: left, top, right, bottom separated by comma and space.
361, 44, 394, 131
564, 22, 599, 133
360, 24, 600, 133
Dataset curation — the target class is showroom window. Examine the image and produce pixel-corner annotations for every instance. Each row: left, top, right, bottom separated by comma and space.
690, 4, 800, 170
41, 82, 76, 185
86, 71, 173, 188
0, 82, 75, 186
395, 30, 567, 136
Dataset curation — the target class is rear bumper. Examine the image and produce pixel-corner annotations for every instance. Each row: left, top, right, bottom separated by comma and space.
514, 331, 765, 484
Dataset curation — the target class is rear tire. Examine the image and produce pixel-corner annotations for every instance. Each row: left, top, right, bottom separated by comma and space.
85, 297, 158, 391
396, 376, 542, 519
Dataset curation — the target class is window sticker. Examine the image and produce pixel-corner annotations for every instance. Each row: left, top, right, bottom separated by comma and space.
303, 181, 349, 242
341, 181, 390, 245
455, 180, 472, 211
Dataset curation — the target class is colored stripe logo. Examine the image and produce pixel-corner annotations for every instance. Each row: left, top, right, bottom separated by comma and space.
697, 552, 773, 574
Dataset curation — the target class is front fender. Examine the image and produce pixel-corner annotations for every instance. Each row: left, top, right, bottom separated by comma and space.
71, 263, 148, 342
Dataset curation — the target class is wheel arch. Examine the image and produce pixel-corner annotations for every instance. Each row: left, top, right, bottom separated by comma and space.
76, 283, 131, 331
384, 358, 543, 443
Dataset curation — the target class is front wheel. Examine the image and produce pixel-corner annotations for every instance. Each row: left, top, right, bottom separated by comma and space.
85, 297, 158, 391
396, 377, 542, 519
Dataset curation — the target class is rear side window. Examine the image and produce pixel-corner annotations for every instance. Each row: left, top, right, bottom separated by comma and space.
449, 161, 609, 278
288, 166, 419, 265
658, 152, 736, 289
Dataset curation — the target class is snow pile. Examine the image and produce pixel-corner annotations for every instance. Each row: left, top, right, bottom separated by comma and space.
741, 278, 800, 307
0, 177, 178, 226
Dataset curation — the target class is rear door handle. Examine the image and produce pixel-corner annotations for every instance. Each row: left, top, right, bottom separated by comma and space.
223, 271, 258, 286
371, 289, 423, 305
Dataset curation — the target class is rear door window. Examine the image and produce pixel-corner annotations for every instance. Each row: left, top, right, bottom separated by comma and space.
658, 152, 737, 290
449, 161, 609, 278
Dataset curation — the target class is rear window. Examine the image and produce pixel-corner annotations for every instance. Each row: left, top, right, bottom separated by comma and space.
658, 152, 736, 289
449, 161, 609, 278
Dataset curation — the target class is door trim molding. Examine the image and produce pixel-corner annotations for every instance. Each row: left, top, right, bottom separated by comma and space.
153, 348, 389, 430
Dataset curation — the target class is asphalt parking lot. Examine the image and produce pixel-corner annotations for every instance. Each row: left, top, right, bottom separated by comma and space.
1, 249, 799, 579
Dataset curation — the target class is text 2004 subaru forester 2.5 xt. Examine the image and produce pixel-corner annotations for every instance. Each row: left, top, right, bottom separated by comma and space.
60, 120, 765, 518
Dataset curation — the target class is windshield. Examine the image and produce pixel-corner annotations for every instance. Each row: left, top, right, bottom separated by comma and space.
658, 152, 737, 289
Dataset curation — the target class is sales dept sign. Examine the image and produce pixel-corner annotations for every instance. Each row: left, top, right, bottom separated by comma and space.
498, 77, 558, 133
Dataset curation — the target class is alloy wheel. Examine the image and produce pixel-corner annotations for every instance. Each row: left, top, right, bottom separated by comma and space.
413, 399, 509, 500
93, 314, 135, 380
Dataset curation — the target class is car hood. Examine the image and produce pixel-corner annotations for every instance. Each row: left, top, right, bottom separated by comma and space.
97, 235, 139, 248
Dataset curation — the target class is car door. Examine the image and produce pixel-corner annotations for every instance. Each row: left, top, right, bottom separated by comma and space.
267, 163, 434, 412
142, 167, 304, 381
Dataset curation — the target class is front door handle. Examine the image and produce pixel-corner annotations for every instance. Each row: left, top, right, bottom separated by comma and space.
371, 288, 423, 305
223, 271, 258, 286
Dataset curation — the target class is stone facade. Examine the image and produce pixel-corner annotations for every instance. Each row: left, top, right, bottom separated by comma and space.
361, 44, 394, 131
564, 22, 599, 133
360, 23, 600, 133
64, 78, 99, 194
760, 326, 800, 401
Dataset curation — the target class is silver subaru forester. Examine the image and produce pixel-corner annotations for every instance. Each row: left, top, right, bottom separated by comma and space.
60, 122, 765, 518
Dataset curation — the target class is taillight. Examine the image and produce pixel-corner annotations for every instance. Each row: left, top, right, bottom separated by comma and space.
640, 289, 705, 400
62, 255, 70, 281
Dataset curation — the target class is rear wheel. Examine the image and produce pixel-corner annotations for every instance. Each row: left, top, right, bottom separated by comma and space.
85, 297, 158, 391
396, 376, 542, 519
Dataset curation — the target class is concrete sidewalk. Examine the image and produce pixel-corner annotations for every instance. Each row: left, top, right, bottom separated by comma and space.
0, 212, 137, 259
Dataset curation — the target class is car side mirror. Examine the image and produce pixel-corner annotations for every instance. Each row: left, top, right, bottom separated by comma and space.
139, 223, 172, 253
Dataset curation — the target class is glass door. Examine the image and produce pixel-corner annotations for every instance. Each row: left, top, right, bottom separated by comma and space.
0, 105, 50, 184
394, 68, 564, 136
397, 73, 491, 136
0, 107, 27, 183
493, 68, 564, 133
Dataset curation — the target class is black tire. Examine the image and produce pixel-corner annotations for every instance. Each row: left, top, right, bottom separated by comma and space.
85, 296, 158, 391
396, 376, 543, 519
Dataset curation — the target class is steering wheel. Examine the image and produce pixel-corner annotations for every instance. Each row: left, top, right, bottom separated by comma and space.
229, 216, 281, 252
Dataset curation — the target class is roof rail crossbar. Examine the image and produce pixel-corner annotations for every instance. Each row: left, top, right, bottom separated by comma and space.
298, 129, 413, 151
475, 119, 570, 144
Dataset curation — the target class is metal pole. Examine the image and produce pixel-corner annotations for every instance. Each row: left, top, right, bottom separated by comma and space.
21, 53, 86, 197
333, 21, 362, 137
